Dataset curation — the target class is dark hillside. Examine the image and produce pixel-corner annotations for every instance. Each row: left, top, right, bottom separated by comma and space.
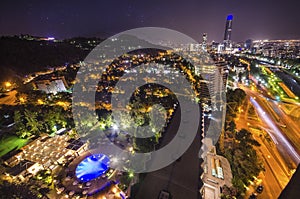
0, 36, 89, 82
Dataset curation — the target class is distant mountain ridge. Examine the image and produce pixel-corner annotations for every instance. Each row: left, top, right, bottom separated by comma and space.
0, 36, 90, 82
0, 35, 169, 83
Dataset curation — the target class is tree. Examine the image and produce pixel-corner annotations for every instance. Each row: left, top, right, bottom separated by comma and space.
218, 124, 263, 197
24, 109, 42, 137
227, 120, 236, 132
221, 185, 238, 199
35, 169, 53, 186
232, 176, 246, 197
236, 129, 251, 141
14, 110, 30, 138
0, 181, 38, 199
236, 129, 260, 147
43, 106, 67, 133
67, 129, 78, 138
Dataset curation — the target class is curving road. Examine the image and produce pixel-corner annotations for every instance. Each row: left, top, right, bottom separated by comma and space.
239, 84, 300, 167
0, 90, 17, 105
235, 93, 292, 199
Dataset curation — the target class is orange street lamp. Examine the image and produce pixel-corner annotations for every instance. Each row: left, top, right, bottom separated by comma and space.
5, 82, 12, 87
19, 97, 25, 103
37, 99, 44, 105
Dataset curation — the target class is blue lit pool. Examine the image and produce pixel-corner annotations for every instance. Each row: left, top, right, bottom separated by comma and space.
75, 154, 110, 182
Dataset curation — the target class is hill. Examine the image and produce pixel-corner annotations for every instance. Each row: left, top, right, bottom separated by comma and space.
0, 36, 89, 82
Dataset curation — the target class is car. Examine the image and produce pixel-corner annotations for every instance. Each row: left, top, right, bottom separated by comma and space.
280, 124, 287, 128
256, 185, 264, 193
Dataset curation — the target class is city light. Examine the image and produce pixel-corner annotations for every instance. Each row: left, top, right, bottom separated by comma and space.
5, 82, 11, 87
37, 99, 44, 105
112, 124, 118, 130
0, 5, 299, 199
128, 172, 134, 178
250, 97, 300, 163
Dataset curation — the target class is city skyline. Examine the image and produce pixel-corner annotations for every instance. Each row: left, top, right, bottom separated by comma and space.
1, 0, 300, 42
0, 1, 300, 199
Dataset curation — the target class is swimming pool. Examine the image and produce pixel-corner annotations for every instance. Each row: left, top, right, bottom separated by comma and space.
75, 154, 110, 182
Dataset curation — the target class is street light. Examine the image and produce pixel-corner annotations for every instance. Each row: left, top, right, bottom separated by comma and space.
128, 172, 134, 178
112, 124, 118, 130
37, 99, 44, 105
19, 97, 25, 103
4, 82, 12, 91
5, 82, 11, 87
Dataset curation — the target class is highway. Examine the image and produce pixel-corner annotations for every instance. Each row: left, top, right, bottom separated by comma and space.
257, 61, 300, 98
272, 69, 300, 97
239, 85, 300, 167
234, 93, 292, 198
267, 100, 300, 147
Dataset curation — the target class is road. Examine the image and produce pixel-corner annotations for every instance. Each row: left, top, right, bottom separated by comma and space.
0, 90, 17, 105
272, 69, 300, 98
267, 99, 300, 148
239, 84, 300, 167
234, 94, 292, 198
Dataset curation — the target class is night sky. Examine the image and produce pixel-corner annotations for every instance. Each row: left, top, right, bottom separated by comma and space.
1, 0, 300, 42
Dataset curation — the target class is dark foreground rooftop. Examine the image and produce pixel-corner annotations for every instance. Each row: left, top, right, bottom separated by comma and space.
134, 106, 202, 199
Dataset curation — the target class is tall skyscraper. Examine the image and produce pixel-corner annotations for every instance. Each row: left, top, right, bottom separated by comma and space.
202, 33, 207, 51
223, 15, 233, 48
245, 39, 253, 49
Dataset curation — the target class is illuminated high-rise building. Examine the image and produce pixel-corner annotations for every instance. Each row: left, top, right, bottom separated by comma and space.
223, 15, 233, 47
202, 33, 207, 51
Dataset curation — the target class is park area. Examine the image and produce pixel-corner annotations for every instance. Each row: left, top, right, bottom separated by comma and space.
0, 135, 28, 157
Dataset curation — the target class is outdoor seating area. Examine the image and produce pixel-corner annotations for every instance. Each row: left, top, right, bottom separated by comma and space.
4, 134, 87, 179
53, 150, 126, 198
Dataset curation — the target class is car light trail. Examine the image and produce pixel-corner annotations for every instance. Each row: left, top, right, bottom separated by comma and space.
262, 128, 279, 145
250, 97, 300, 164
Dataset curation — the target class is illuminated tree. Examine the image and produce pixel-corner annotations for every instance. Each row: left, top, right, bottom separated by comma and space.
24, 109, 42, 136
14, 110, 29, 138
